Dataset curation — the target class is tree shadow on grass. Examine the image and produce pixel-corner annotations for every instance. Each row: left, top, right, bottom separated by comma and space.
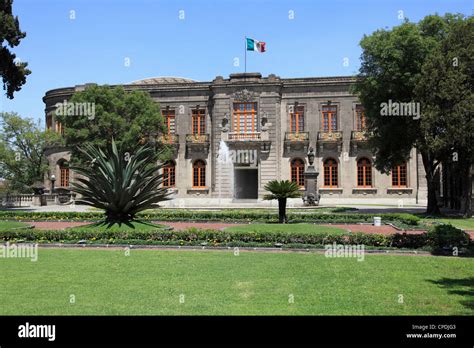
428, 277, 474, 311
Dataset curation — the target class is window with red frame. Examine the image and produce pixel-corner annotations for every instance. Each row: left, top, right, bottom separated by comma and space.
357, 158, 372, 187
162, 107, 176, 134
233, 102, 257, 133
323, 159, 338, 187
60, 166, 69, 187
290, 105, 305, 133
322, 105, 337, 132
193, 160, 206, 188
163, 161, 176, 188
392, 162, 407, 187
192, 109, 206, 135
290, 158, 305, 187
356, 105, 366, 131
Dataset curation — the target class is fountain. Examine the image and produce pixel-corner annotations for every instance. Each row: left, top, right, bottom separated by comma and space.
217, 139, 233, 204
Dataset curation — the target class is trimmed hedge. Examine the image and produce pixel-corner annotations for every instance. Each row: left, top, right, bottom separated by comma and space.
0, 210, 421, 225
0, 226, 429, 249
426, 224, 471, 255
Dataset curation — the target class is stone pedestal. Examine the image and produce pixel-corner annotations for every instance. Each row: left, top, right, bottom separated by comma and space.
302, 147, 320, 206
32, 194, 47, 206
303, 167, 320, 206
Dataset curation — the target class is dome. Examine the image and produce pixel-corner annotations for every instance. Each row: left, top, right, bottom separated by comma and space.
128, 76, 197, 85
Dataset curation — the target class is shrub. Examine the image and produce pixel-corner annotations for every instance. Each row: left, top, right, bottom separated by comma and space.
0, 210, 421, 225
0, 226, 431, 249
390, 233, 428, 249
426, 224, 471, 255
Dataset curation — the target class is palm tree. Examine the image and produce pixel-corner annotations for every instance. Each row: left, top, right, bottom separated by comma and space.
71, 139, 171, 223
263, 180, 302, 223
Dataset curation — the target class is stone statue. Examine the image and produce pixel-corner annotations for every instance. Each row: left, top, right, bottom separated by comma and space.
221, 113, 229, 132
307, 147, 315, 166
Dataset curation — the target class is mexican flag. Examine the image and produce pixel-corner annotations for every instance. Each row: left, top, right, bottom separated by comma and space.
246, 38, 266, 52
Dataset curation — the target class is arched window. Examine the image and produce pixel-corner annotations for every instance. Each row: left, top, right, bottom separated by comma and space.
357, 158, 372, 187
193, 160, 206, 188
58, 161, 70, 187
291, 159, 305, 187
323, 158, 338, 187
392, 162, 407, 187
163, 161, 176, 188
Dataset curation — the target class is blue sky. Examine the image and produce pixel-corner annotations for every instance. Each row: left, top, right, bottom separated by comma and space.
1, 0, 471, 125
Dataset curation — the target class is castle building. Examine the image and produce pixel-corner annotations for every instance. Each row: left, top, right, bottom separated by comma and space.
43, 73, 428, 205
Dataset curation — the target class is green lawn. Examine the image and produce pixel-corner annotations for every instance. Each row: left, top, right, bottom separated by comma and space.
0, 220, 29, 231
224, 223, 347, 235
0, 248, 472, 315
424, 218, 474, 231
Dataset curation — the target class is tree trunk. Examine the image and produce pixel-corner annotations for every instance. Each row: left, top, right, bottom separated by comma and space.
278, 198, 287, 223
460, 163, 473, 217
421, 151, 441, 215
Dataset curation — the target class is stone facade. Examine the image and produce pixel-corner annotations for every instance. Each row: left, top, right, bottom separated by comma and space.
43, 73, 428, 204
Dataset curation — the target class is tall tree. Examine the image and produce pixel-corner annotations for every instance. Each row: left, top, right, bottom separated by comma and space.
55, 85, 172, 165
415, 16, 474, 216
353, 13, 469, 215
0, 112, 60, 192
0, 0, 31, 99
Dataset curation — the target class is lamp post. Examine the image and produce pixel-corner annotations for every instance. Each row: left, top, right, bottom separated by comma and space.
50, 174, 56, 194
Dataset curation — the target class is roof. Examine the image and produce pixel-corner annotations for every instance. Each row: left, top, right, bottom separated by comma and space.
128, 76, 197, 85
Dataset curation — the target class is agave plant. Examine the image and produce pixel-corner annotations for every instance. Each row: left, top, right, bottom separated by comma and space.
263, 180, 302, 223
71, 139, 171, 223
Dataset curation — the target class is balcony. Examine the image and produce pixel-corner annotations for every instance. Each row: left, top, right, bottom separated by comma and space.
284, 132, 309, 152
222, 131, 270, 152
350, 131, 368, 151
227, 132, 262, 141
159, 134, 179, 154
185, 134, 210, 155
317, 131, 343, 152
159, 134, 179, 144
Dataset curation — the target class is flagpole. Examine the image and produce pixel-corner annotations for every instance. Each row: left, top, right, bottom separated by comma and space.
244, 36, 247, 74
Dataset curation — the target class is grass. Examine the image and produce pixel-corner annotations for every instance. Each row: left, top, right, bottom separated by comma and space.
68, 220, 166, 231
0, 220, 30, 231
224, 223, 347, 235
0, 248, 472, 315
422, 218, 474, 231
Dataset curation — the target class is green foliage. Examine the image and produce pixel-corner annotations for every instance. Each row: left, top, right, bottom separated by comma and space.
0, 112, 61, 192
353, 13, 472, 215
263, 180, 302, 200
0, 0, 31, 98
55, 85, 172, 165
426, 224, 471, 254
71, 139, 171, 223
0, 210, 422, 225
415, 16, 474, 216
263, 180, 302, 223
0, 224, 433, 250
